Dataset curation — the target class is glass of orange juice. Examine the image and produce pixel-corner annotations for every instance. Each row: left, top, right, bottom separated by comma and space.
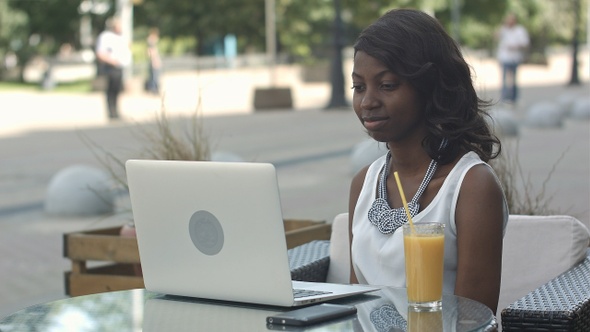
403, 222, 445, 311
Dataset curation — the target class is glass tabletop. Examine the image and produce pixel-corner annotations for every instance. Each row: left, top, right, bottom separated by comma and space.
0, 287, 493, 331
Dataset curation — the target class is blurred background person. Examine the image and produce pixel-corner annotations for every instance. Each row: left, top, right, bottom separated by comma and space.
95, 17, 131, 121
145, 27, 161, 95
496, 13, 529, 105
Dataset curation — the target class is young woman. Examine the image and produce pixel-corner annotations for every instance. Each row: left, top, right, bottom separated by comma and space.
348, 9, 508, 314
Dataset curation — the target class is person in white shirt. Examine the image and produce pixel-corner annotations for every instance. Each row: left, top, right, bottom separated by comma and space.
349, 9, 508, 314
96, 17, 131, 120
496, 13, 529, 104
145, 27, 161, 94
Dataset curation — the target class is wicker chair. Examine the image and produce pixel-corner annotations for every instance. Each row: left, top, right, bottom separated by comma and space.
287, 231, 590, 331
500, 248, 590, 331
288, 240, 330, 282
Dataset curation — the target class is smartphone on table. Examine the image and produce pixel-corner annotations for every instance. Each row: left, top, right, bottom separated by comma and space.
266, 303, 357, 327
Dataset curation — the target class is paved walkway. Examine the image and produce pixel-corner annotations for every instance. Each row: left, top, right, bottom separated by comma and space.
0, 50, 588, 318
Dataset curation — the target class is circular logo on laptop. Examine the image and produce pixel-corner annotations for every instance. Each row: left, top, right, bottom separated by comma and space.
189, 210, 224, 255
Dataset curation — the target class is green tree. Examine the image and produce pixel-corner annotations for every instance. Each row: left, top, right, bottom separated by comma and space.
134, 0, 266, 55
3, 0, 583, 82
276, 0, 334, 61
275, 0, 397, 62
0, 1, 28, 79
7, 0, 81, 81
9, 0, 81, 47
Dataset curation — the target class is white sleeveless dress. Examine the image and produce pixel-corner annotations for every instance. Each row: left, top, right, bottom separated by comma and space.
351, 151, 509, 294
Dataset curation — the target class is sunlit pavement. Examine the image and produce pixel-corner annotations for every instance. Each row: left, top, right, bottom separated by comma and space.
0, 49, 588, 318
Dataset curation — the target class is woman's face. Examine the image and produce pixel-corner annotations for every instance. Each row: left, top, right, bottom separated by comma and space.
351, 51, 426, 144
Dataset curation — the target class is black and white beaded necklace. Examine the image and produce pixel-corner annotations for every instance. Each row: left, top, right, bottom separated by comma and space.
367, 139, 447, 234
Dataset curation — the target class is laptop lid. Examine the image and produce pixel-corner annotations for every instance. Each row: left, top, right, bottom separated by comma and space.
126, 159, 378, 307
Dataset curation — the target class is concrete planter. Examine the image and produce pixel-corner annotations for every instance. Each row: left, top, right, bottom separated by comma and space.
253, 87, 293, 111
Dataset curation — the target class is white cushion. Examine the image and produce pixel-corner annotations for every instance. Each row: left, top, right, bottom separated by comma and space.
326, 213, 351, 284
326, 213, 590, 314
498, 215, 590, 311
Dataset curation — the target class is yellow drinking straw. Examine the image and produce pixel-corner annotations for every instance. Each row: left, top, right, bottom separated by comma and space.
393, 171, 415, 232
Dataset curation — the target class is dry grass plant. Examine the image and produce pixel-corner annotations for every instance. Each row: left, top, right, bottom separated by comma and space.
79, 97, 210, 194
490, 141, 569, 216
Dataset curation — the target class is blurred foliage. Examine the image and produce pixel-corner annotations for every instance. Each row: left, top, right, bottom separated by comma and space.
4, 0, 81, 81
0, 0, 587, 79
133, 0, 266, 55
0, 2, 28, 80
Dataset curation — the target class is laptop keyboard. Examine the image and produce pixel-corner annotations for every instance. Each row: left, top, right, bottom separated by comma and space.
293, 289, 333, 299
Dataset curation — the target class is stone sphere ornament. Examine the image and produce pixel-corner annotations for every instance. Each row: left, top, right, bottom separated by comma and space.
45, 164, 115, 216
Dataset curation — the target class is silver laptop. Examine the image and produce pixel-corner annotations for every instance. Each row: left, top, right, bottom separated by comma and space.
125, 159, 378, 307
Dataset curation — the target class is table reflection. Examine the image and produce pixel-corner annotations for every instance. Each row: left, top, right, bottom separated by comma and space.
0, 289, 146, 331
143, 294, 359, 331
354, 288, 492, 331
0, 287, 492, 331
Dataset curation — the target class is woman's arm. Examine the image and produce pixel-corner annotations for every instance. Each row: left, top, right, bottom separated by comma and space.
454, 164, 505, 314
348, 166, 369, 284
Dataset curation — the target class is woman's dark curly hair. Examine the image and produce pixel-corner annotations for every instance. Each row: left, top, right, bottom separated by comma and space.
354, 9, 500, 163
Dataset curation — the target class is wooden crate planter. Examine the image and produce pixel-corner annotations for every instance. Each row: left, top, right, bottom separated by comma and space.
283, 219, 331, 249
63, 227, 144, 297
63, 219, 331, 297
